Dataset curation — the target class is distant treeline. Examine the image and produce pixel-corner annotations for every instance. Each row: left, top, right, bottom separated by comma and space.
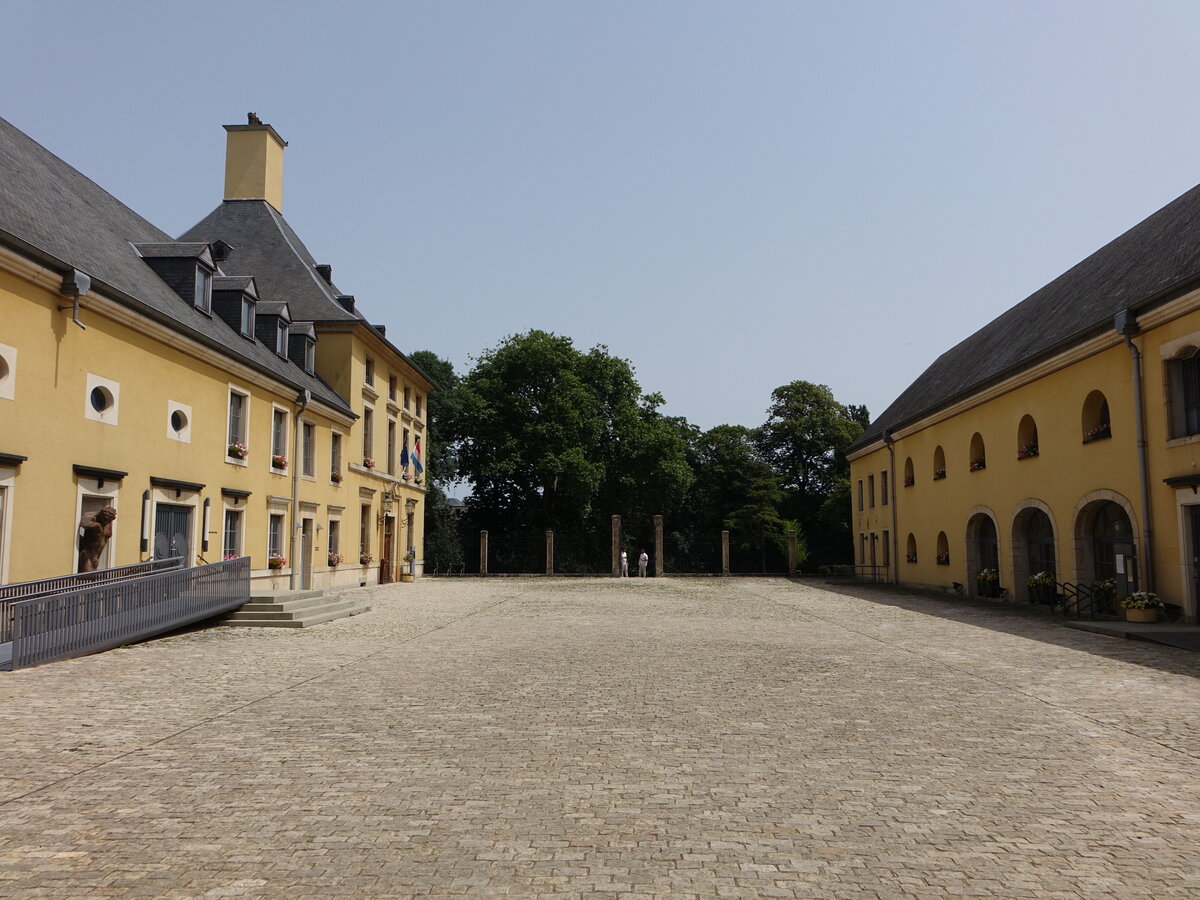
411, 331, 866, 575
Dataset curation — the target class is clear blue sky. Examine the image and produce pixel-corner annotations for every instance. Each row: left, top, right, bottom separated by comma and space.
7, 1, 1200, 430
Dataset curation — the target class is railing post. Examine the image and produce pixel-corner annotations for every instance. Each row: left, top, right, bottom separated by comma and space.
479, 530, 489, 576
545, 529, 554, 576
653, 515, 664, 577
721, 530, 730, 575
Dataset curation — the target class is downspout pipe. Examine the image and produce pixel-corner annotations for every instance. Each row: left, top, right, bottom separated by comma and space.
1115, 309, 1155, 593
289, 389, 311, 591
883, 428, 899, 584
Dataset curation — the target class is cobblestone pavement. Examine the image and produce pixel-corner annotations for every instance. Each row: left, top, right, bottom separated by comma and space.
2, 577, 1199, 899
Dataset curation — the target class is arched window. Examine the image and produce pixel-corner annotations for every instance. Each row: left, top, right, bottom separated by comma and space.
1018, 415, 1039, 459
933, 446, 946, 480
903, 457, 915, 487
906, 533, 917, 564
1082, 391, 1111, 443
969, 432, 986, 471
936, 531, 949, 565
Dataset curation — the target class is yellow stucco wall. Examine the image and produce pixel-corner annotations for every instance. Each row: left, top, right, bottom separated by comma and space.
850, 295, 1200, 621
0, 256, 428, 587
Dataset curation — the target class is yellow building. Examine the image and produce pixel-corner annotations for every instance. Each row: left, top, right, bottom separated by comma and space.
0, 115, 433, 589
849, 182, 1200, 622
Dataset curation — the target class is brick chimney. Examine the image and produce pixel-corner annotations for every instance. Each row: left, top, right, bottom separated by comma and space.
223, 113, 288, 212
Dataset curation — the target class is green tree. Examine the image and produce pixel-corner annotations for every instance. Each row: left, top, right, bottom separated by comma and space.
407, 350, 461, 486
448, 330, 692, 570
755, 381, 866, 566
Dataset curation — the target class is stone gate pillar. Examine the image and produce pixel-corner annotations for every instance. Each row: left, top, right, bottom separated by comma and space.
721, 530, 730, 575
611, 515, 622, 577
480, 530, 489, 576
653, 515, 664, 577
787, 529, 798, 575
545, 530, 554, 575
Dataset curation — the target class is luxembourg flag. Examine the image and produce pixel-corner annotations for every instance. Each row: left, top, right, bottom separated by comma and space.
412, 436, 425, 474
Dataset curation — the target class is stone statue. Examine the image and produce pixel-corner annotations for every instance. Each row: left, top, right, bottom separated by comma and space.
78, 506, 116, 573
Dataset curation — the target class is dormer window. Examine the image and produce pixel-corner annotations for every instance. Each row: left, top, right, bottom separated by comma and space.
304, 340, 315, 374
240, 296, 255, 336
194, 265, 212, 313
276, 320, 287, 356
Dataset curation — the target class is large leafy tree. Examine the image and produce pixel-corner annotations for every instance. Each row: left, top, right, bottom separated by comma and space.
447, 330, 692, 569
755, 380, 866, 566
756, 381, 865, 515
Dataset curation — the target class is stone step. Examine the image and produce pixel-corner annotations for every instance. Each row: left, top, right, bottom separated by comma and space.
249, 589, 323, 603
222, 591, 370, 628
225, 598, 365, 622
238, 595, 341, 615
225, 605, 370, 629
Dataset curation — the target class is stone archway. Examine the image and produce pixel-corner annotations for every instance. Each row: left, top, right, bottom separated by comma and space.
965, 506, 1000, 596
1010, 499, 1058, 602
1074, 490, 1139, 606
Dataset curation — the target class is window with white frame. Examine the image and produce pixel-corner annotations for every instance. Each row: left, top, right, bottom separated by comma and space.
84, 374, 120, 426
0, 342, 16, 401
227, 388, 249, 459
167, 401, 192, 443
387, 419, 397, 475
223, 509, 243, 559
276, 320, 288, 356
239, 296, 255, 337
362, 406, 374, 464
328, 518, 341, 556
194, 264, 213, 313
331, 432, 342, 479
271, 408, 288, 469
269, 512, 285, 557
302, 422, 315, 477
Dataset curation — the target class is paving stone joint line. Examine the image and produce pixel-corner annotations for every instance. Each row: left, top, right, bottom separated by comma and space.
747, 580, 1200, 762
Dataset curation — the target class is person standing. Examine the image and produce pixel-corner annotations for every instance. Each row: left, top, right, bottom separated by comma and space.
638, 550, 649, 577
620, 549, 629, 577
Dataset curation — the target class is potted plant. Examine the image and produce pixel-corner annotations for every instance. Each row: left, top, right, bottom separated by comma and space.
271, 453, 288, 470
903, 474, 915, 487
1090, 577, 1117, 613
1083, 422, 1112, 443
267, 552, 286, 570
328, 551, 343, 568
227, 441, 248, 460
969, 458, 986, 471
399, 550, 415, 582
331, 470, 343, 483
362, 456, 376, 469
1026, 570, 1056, 606
1121, 591, 1162, 623
905, 552, 917, 563
359, 551, 373, 566
1018, 442, 1039, 459
936, 552, 950, 566
933, 466, 947, 480
975, 568, 1000, 597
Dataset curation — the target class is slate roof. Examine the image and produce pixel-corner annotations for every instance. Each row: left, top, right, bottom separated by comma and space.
0, 116, 351, 416
850, 182, 1200, 453
179, 200, 359, 323
180, 199, 439, 390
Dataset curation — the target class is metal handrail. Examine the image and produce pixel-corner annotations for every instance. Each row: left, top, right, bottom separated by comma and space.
0, 557, 184, 601
1, 558, 185, 643
5, 557, 248, 670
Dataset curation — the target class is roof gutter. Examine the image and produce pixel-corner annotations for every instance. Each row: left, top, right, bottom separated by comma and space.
851, 270, 1200, 455
0, 229, 354, 420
